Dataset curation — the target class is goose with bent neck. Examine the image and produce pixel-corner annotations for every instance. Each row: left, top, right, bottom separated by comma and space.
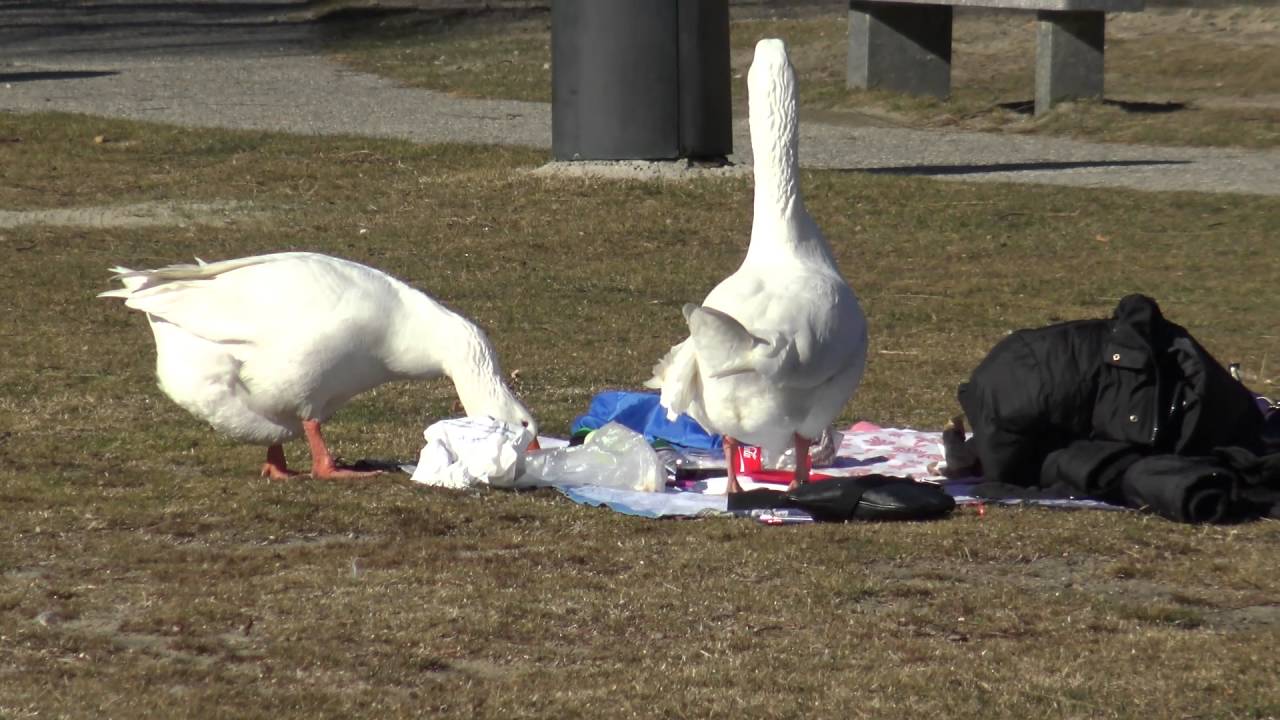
647, 38, 868, 494
100, 251, 538, 479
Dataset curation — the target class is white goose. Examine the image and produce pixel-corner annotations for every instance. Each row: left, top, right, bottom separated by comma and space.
100, 251, 538, 479
647, 38, 868, 493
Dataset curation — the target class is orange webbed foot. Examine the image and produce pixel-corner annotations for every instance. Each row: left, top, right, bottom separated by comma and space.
787, 433, 812, 492
309, 463, 384, 480
302, 419, 383, 481
261, 444, 301, 480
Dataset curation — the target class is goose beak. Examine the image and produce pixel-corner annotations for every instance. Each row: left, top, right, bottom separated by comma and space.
520, 420, 540, 451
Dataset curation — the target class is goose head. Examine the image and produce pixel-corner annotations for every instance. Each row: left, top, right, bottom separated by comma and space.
450, 360, 541, 447
392, 290, 541, 446
485, 390, 540, 446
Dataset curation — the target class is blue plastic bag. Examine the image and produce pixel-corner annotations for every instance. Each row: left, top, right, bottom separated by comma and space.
570, 391, 722, 450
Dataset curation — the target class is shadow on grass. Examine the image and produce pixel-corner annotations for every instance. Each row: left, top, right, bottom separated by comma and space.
998, 99, 1190, 115
859, 159, 1191, 178
0, 70, 118, 83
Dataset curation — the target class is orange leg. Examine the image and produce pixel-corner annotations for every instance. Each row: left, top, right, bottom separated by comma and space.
260, 444, 300, 480
725, 436, 743, 495
302, 419, 382, 480
788, 433, 811, 492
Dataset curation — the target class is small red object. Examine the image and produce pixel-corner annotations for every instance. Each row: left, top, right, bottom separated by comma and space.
733, 443, 766, 475
731, 443, 833, 486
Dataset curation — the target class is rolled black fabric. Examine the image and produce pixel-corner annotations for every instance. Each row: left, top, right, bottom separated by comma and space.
1259, 410, 1280, 455
1120, 455, 1236, 524
957, 322, 1104, 486
1040, 440, 1146, 500
1214, 446, 1280, 519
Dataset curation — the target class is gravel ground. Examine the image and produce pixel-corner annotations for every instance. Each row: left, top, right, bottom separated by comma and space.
2, 1, 1278, 195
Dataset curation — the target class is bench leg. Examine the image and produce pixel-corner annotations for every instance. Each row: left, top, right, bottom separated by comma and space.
847, 1, 952, 100
1035, 10, 1105, 115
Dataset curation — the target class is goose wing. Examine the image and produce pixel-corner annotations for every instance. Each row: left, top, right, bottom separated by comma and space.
102, 253, 389, 347
685, 304, 796, 381
700, 267, 863, 390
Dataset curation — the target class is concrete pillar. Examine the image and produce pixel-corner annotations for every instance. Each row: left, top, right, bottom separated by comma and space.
847, 1, 953, 100
1035, 10, 1105, 115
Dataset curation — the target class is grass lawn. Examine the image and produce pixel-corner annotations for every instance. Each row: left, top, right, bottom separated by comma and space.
1, 111, 1278, 718
322, 1, 1280, 149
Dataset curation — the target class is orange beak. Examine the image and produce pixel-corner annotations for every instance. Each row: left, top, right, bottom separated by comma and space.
526, 436, 541, 451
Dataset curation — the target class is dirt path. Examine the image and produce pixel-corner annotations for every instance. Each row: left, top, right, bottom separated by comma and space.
2, 1, 1279, 196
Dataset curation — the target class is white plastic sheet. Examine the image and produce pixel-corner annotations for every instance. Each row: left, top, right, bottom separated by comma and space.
409, 416, 533, 489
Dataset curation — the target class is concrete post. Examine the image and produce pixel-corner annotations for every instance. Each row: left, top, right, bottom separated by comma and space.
1035, 10, 1105, 115
847, 1, 953, 100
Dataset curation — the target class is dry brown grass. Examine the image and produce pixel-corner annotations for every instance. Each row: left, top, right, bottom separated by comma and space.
323, 3, 1280, 148
1, 111, 1278, 718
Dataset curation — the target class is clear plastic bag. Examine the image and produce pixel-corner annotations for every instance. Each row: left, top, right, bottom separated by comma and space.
519, 422, 666, 492
762, 427, 842, 470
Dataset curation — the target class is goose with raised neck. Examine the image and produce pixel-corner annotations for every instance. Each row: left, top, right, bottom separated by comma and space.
745, 38, 835, 270
647, 38, 868, 494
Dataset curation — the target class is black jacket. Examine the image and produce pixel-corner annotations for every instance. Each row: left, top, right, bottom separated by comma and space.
958, 295, 1271, 521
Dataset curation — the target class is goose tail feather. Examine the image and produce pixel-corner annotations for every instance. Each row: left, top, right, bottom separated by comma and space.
646, 340, 702, 422
99, 255, 282, 298
97, 266, 143, 297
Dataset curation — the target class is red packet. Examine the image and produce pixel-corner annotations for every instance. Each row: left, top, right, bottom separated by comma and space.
731, 443, 834, 486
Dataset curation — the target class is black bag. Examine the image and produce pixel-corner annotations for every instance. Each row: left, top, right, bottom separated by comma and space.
786, 475, 955, 522
727, 476, 956, 522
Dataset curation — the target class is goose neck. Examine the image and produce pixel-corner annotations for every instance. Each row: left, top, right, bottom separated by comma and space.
441, 322, 498, 387
753, 164, 803, 228
751, 114, 801, 212
438, 317, 514, 417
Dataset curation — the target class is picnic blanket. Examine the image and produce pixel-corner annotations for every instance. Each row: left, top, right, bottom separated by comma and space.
559, 422, 1121, 520
401, 418, 1120, 521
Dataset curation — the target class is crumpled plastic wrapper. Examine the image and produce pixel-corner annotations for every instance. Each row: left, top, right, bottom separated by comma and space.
410, 416, 534, 489
521, 422, 666, 492
763, 427, 843, 470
